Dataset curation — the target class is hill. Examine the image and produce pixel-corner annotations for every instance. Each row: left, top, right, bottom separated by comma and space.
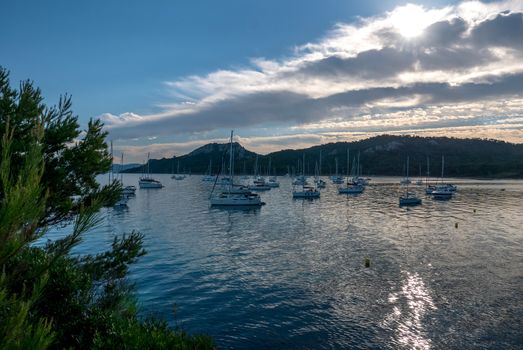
124, 135, 523, 178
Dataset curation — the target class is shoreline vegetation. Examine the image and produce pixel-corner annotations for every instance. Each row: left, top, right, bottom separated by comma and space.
0, 67, 214, 349
123, 136, 523, 179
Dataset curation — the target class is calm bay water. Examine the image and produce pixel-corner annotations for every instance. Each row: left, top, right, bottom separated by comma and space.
49, 175, 523, 349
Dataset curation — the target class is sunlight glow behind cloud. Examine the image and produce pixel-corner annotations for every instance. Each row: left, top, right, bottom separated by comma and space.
102, 1, 523, 160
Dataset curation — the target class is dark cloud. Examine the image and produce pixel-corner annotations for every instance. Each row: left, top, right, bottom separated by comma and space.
420, 17, 468, 47
109, 72, 523, 140
292, 14, 522, 82
470, 12, 523, 49
109, 91, 320, 139
297, 47, 416, 79
106, 6, 523, 142
417, 47, 495, 71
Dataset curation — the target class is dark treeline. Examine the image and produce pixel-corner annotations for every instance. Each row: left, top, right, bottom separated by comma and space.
125, 135, 523, 179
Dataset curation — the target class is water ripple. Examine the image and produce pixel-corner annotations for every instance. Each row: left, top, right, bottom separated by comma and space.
44, 175, 523, 349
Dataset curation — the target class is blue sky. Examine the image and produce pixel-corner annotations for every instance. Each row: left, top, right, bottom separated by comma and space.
2, 0, 522, 161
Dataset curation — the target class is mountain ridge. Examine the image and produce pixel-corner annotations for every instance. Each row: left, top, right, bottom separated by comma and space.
123, 135, 523, 178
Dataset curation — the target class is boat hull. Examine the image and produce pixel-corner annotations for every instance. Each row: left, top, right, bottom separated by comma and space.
210, 195, 262, 206
139, 181, 163, 188
399, 197, 422, 206
293, 191, 320, 198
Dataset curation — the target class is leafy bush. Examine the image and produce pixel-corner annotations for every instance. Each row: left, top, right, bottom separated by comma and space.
0, 67, 213, 349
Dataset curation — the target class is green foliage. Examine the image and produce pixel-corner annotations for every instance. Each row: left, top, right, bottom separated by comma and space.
0, 67, 119, 225
0, 68, 214, 349
92, 318, 214, 350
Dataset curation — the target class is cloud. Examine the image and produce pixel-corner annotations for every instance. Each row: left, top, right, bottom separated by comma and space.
102, 1, 523, 151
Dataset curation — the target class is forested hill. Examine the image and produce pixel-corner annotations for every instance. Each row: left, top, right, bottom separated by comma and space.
124, 135, 523, 178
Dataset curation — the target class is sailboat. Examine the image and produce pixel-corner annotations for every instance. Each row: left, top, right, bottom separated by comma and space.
430, 155, 453, 200
266, 158, 280, 188
399, 156, 422, 206
331, 157, 344, 184
202, 159, 215, 182
314, 151, 326, 188
416, 163, 423, 185
339, 148, 364, 194
210, 131, 263, 206
109, 144, 129, 208
139, 153, 163, 188
400, 159, 412, 185
293, 153, 320, 198
314, 160, 326, 188
351, 151, 369, 186
172, 160, 186, 180
424, 156, 437, 194
249, 155, 271, 191
119, 152, 136, 196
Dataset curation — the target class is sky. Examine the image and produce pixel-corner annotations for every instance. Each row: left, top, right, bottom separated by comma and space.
2, 0, 523, 162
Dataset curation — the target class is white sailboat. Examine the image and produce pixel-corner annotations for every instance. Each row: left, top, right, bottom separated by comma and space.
210, 131, 263, 206
431, 155, 453, 200
172, 160, 186, 180
139, 153, 163, 188
339, 148, 363, 194
248, 155, 271, 191
293, 153, 320, 198
117, 152, 136, 196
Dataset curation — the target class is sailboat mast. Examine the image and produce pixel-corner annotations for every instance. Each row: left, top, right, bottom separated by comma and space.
147, 152, 150, 177
109, 141, 113, 184
407, 156, 410, 179
346, 148, 350, 177
229, 130, 234, 181
357, 151, 361, 177
441, 155, 444, 182
319, 149, 322, 176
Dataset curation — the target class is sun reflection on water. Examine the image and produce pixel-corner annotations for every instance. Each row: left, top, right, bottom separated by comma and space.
383, 271, 437, 350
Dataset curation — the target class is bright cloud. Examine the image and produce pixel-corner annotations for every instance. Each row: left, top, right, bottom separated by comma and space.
102, 1, 523, 159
